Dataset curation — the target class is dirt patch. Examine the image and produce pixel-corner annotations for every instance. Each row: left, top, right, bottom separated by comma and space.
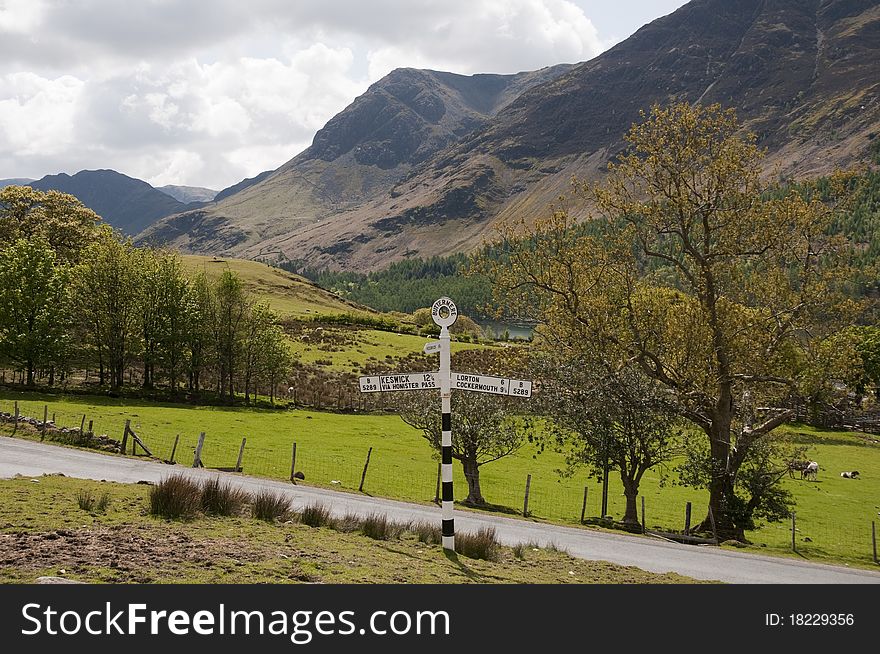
0, 524, 313, 583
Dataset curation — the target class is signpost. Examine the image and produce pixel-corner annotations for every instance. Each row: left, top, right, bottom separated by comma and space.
358, 296, 533, 551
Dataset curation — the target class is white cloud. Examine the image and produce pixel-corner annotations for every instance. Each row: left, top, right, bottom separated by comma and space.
0, 72, 84, 156
0, 0, 46, 34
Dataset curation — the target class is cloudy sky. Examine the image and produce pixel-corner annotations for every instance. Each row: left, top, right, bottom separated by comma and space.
0, 0, 687, 191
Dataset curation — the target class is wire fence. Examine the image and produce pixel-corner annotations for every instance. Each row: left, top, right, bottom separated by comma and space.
3, 399, 878, 567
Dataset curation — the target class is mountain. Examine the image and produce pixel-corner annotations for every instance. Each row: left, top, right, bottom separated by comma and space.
140, 0, 880, 270
137, 64, 573, 256
213, 170, 273, 202
0, 178, 34, 189
29, 170, 198, 235
158, 185, 218, 204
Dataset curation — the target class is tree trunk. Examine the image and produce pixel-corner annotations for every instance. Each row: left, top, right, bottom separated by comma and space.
26, 360, 34, 386
621, 477, 639, 525
697, 416, 744, 541
461, 458, 485, 505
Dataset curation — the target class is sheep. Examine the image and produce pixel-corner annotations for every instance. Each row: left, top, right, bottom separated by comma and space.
803, 461, 819, 481
840, 471, 860, 479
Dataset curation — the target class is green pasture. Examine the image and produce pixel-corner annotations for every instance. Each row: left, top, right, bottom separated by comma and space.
291, 326, 487, 373
2, 389, 878, 568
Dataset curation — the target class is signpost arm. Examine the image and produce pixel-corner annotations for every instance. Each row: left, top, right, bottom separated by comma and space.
439, 323, 455, 552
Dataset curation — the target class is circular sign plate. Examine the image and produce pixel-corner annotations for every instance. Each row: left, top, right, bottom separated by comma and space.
431, 297, 458, 328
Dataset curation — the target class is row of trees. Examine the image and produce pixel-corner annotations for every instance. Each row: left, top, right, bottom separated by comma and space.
0, 187, 294, 403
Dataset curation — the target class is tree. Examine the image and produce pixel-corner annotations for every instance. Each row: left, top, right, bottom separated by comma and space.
484, 103, 861, 540
0, 238, 71, 385
538, 356, 679, 525
0, 186, 100, 263
258, 323, 295, 404
151, 251, 190, 391
185, 271, 214, 393
396, 390, 529, 505
206, 270, 251, 402
73, 230, 143, 389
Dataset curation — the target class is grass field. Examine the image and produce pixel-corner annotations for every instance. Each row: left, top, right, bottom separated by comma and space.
292, 325, 488, 373
0, 475, 698, 584
180, 255, 368, 318
2, 389, 879, 568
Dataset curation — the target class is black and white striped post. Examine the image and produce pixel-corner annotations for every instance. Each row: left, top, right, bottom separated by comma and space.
431, 297, 458, 551
357, 296, 533, 555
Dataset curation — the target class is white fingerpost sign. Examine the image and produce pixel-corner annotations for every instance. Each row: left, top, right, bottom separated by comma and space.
358, 296, 533, 552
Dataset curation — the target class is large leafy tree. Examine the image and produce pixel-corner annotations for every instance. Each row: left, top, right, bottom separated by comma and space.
0, 186, 100, 263
0, 238, 71, 385
485, 103, 862, 540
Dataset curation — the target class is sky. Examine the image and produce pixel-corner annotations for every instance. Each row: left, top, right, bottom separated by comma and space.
0, 0, 688, 191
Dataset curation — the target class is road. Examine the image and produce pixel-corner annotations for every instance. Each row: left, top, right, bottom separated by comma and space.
3, 436, 879, 584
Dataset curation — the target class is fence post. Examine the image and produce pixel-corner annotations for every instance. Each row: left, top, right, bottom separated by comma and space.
121, 419, 130, 452
169, 434, 180, 464
80, 415, 86, 434
236, 438, 246, 472
641, 496, 646, 533
87, 420, 93, 435
791, 511, 797, 553
580, 486, 588, 524
872, 521, 877, 564
192, 432, 205, 468
708, 505, 719, 544
434, 462, 441, 504
13, 401, 18, 434
358, 447, 373, 492
289, 442, 297, 483
41, 405, 48, 440
51, 412, 55, 424
523, 474, 532, 517
685, 501, 692, 536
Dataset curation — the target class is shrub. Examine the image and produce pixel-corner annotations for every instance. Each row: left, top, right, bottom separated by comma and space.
149, 474, 201, 520
299, 502, 333, 528
409, 521, 442, 545
200, 477, 248, 516
252, 489, 291, 522
455, 527, 501, 561
76, 489, 95, 511
512, 543, 526, 559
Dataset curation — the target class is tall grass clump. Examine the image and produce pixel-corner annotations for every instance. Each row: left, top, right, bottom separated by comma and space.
252, 489, 291, 522
95, 491, 111, 513
299, 502, 333, 528
149, 474, 201, 520
360, 513, 407, 540
409, 521, 442, 545
76, 489, 95, 511
200, 477, 248, 516
455, 527, 501, 561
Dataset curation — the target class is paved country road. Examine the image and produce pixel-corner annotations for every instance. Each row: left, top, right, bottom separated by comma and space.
3, 436, 880, 584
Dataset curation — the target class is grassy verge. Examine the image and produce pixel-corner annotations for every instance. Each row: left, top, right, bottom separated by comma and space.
2, 389, 879, 569
0, 475, 699, 584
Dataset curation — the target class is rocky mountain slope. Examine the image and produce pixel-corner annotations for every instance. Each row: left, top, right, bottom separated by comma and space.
140, 0, 880, 270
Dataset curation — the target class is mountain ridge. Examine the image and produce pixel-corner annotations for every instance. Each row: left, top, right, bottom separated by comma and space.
81, 0, 880, 267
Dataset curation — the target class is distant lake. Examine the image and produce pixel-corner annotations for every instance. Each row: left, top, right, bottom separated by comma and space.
477, 320, 534, 340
